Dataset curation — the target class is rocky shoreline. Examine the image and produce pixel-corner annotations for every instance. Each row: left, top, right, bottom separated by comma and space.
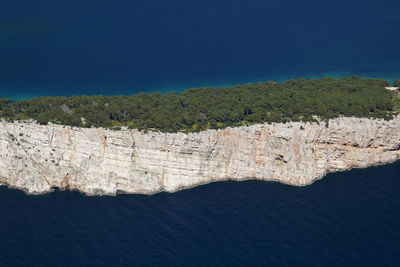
0, 116, 399, 196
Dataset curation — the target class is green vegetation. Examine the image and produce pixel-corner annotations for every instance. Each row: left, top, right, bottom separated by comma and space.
393, 80, 400, 87
0, 76, 397, 132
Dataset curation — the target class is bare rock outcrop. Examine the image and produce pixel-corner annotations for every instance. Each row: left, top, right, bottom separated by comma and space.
0, 116, 399, 195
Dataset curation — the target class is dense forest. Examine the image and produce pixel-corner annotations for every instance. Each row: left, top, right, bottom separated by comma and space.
0, 76, 398, 132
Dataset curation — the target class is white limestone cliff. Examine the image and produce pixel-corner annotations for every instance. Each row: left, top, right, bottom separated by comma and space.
0, 116, 399, 195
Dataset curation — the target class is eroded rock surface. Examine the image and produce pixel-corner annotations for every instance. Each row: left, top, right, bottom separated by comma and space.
0, 117, 399, 195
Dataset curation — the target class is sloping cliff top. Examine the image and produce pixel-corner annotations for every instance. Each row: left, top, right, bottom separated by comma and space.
0, 76, 397, 133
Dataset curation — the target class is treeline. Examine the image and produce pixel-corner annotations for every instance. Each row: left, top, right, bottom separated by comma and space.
0, 76, 397, 132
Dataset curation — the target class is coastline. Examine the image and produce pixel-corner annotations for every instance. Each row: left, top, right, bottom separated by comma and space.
3, 71, 400, 101
0, 115, 399, 196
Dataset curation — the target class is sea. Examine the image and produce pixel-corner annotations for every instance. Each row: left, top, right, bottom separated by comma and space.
1, 163, 400, 266
0, 0, 399, 99
0, 0, 400, 266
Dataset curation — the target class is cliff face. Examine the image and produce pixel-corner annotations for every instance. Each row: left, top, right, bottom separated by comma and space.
0, 117, 399, 195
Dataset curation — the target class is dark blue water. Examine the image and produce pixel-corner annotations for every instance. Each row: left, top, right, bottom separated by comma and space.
0, 0, 399, 99
1, 162, 400, 266
1, 1, 400, 266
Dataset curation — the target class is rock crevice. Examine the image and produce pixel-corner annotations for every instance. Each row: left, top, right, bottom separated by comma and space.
0, 116, 399, 196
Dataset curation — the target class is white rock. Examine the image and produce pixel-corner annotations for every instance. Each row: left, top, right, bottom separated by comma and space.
0, 116, 399, 196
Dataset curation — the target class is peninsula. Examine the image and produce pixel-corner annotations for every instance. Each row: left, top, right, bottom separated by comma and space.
0, 76, 399, 195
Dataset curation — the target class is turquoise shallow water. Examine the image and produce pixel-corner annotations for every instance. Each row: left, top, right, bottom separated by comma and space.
0, 0, 399, 99
1, 1, 400, 265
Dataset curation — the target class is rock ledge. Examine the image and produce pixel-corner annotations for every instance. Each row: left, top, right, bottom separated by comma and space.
0, 116, 399, 195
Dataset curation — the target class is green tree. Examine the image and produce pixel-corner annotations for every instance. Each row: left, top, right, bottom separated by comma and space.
0, 77, 396, 132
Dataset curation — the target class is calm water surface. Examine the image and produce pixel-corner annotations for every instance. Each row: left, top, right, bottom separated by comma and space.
0, 0, 399, 99
0, 162, 400, 266
1, 1, 400, 266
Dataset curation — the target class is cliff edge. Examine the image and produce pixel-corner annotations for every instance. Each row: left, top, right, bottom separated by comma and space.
1, 116, 399, 195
